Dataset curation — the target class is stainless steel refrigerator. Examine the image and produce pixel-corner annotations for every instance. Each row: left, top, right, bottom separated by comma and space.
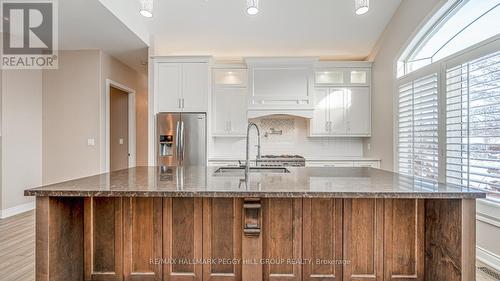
157, 113, 206, 166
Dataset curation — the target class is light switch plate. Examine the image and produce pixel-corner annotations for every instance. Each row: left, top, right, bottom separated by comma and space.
87, 138, 95, 146
119, 138, 124, 145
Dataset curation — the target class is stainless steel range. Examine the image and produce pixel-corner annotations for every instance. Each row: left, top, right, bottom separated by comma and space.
258, 155, 306, 167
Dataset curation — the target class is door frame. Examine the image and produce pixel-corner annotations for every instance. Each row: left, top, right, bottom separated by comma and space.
105, 79, 136, 172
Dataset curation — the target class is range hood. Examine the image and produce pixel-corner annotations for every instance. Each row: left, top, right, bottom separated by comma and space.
247, 109, 313, 119
245, 57, 317, 120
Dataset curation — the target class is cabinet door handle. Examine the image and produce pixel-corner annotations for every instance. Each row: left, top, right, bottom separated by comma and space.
228, 121, 232, 132
178, 98, 181, 108
181, 98, 185, 108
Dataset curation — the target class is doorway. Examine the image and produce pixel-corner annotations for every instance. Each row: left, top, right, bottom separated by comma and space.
110, 86, 129, 171
105, 79, 136, 172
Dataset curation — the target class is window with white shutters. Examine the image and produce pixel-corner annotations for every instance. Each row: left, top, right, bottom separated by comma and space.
446, 50, 500, 197
398, 73, 439, 181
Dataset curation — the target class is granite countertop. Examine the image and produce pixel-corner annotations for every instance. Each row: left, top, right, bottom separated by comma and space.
24, 166, 486, 199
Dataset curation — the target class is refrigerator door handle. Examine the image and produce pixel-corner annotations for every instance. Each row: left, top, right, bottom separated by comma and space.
180, 121, 185, 163
176, 121, 181, 160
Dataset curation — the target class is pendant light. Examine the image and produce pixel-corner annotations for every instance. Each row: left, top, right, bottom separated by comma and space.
355, 0, 369, 15
140, 0, 153, 18
247, 0, 259, 15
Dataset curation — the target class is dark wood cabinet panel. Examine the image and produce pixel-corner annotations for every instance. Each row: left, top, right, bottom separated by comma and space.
424, 199, 476, 281
384, 199, 424, 281
163, 198, 203, 281
343, 199, 383, 281
36, 197, 84, 281
263, 198, 302, 281
123, 198, 162, 281
303, 199, 343, 281
203, 198, 243, 281
84, 197, 123, 281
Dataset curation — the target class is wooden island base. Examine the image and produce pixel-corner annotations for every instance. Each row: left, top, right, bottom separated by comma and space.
35, 197, 475, 281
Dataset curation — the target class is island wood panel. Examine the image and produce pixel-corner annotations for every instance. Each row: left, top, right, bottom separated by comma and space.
84, 197, 123, 281
424, 199, 476, 281
383, 199, 424, 281
123, 198, 162, 281
163, 198, 203, 281
303, 199, 343, 281
263, 198, 302, 281
36, 197, 84, 281
203, 198, 243, 281
343, 198, 383, 281
242, 199, 263, 281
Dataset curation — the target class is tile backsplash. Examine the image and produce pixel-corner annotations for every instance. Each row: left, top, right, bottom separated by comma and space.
210, 116, 363, 159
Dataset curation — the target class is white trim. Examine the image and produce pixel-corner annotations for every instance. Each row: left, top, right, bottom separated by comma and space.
152, 56, 213, 63
148, 54, 156, 166
0, 201, 35, 219
105, 79, 137, 172
477, 246, 500, 272
315, 61, 373, 68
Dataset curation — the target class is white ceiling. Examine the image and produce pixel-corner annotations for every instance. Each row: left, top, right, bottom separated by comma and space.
58, 0, 148, 72
147, 0, 402, 59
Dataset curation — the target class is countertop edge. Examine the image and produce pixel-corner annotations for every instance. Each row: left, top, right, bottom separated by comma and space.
24, 190, 487, 199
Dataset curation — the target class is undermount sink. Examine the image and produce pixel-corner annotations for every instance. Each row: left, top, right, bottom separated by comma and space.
214, 167, 290, 174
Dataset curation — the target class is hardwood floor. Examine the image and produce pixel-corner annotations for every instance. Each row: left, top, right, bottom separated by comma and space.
0, 211, 35, 281
0, 210, 498, 281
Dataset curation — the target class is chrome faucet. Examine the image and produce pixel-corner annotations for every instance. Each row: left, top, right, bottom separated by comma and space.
244, 122, 261, 179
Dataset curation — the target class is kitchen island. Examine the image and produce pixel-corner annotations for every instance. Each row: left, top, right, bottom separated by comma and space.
25, 166, 486, 281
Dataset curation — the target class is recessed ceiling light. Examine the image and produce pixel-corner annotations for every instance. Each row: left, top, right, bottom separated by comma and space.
355, 0, 369, 15
140, 0, 153, 18
247, 0, 259, 15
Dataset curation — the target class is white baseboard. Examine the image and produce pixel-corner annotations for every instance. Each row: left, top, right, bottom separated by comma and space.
477, 246, 500, 272
0, 201, 35, 219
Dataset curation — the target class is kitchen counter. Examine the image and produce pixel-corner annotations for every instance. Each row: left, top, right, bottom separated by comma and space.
27, 166, 483, 281
25, 166, 485, 198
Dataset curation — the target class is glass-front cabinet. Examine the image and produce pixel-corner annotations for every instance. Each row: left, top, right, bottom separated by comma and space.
314, 67, 370, 86
213, 69, 248, 88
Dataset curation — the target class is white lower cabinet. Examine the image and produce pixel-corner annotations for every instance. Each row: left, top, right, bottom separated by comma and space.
310, 87, 371, 136
306, 160, 380, 168
208, 161, 241, 167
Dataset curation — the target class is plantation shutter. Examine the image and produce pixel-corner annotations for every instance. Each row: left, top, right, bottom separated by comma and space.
446, 50, 500, 195
398, 73, 439, 181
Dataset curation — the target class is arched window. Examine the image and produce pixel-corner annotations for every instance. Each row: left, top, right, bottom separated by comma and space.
395, 0, 500, 200
397, 0, 500, 77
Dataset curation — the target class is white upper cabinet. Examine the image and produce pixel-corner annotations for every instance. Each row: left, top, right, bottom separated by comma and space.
156, 63, 182, 112
154, 57, 210, 113
329, 89, 348, 134
246, 58, 316, 110
315, 68, 371, 86
182, 63, 209, 111
314, 64, 371, 86
311, 88, 329, 134
211, 67, 248, 137
212, 88, 248, 136
345, 87, 371, 135
315, 70, 344, 85
310, 87, 371, 136
311, 62, 371, 137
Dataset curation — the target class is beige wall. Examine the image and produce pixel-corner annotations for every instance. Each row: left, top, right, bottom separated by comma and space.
42, 50, 148, 184
42, 50, 102, 184
100, 52, 148, 167
364, 0, 445, 171
1, 70, 43, 211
